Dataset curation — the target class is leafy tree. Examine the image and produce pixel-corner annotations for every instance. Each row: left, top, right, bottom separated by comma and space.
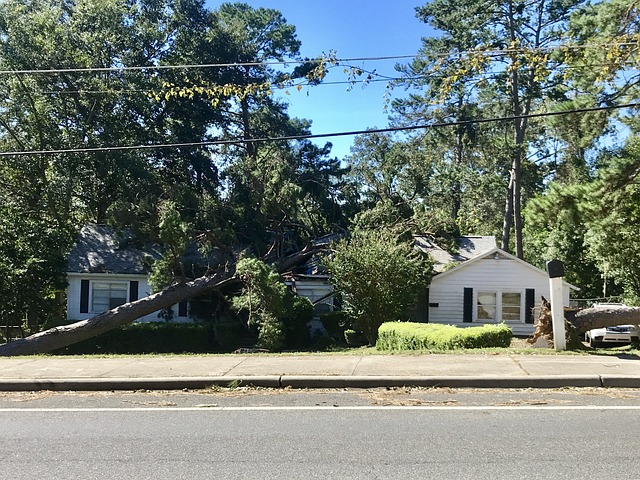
396, 0, 593, 258
523, 183, 607, 299
324, 230, 433, 344
149, 201, 191, 292
231, 257, 312, 351
525, 136, 640, 303
580, 137, 640, 303
0, 204, 70, 331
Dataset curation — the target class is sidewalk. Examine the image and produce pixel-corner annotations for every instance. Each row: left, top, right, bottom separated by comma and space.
0, 353, 638, 390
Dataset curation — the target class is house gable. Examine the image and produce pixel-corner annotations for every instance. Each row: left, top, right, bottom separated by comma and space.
426, 247, 576, 335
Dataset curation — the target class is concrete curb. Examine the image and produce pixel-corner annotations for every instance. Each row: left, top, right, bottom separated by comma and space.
600, 375, 640, 388
279, 375, 605, 389
0, 376, 281, 392
1, 374, 639, 391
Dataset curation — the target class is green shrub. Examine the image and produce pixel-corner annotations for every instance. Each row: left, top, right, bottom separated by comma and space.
52, 322, 217, 354
213, 319, 244, 351
231, 257, 314, 351
344, 328, 368, 347
376, 322, 512, 351
256, 314, 285, 351
323, 229, 433, 344
320, 310, 350, 342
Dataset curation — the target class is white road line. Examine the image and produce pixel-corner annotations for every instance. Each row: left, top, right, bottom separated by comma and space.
0, 405, 639, 412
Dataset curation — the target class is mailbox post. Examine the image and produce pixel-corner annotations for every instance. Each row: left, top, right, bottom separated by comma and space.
546, 259, 566, 351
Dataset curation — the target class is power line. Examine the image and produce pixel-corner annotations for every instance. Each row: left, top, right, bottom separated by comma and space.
0, 42, 636, 76
1, 102, 637, 157
28, 62, 640, 98
0, 56, 412, 76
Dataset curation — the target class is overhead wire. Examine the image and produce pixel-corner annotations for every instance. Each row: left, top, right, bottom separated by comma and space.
0, 101, 637, 157
0, 41, 636, 76
25, 60, 640, 98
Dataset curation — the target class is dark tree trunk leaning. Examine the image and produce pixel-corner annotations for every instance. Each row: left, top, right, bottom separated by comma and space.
0, 272, 236, 357
0, 243, 326, 357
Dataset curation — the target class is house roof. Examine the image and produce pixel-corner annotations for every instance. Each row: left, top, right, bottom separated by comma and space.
432, 246, 580, 290
415, 235, 497, 272
67, 224, 161, 275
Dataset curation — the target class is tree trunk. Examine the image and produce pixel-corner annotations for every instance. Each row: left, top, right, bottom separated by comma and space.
568, 306, 640, 335
0, 272, 236, 356
529, 298, 640, 348
501, 174, 514, 252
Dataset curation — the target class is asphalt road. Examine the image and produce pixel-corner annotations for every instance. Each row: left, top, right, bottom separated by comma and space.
1, 388, 639, 479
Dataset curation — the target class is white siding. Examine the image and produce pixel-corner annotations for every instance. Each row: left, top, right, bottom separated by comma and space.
427, 256, 571, 335
286, 278, 334, 337
66, 273, 191, 323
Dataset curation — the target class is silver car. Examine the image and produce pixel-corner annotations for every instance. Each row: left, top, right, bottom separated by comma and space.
585, 324, 640, 348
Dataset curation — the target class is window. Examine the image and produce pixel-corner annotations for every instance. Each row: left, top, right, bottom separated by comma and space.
476, 291, 522, 323
477, 292, 497, 320
501, 292, 521, 321
92, 282, 128, 313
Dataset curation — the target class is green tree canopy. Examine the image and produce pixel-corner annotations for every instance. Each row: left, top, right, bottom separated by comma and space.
323, 230, 433, 344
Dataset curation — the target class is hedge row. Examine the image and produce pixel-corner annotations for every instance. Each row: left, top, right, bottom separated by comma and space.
376, 322, 512, 351
53, 323, 218, 355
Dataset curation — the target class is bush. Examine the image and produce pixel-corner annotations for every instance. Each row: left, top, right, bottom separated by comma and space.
323, 229, 433, 345
344, 328, 368, 347
213, 319, 244, 351
52, 322, 217, 354
376, 322, 512, 351
231, 257, 314, 351
256, 314, 285, 351
320, 310, 350, 343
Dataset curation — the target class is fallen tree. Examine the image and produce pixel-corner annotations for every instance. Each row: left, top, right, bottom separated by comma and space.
0, 239, 329, 357
528, 297, 640, 347
0, 271, 236, 356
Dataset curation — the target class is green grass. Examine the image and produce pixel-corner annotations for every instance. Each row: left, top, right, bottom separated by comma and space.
4, 336, 638, 358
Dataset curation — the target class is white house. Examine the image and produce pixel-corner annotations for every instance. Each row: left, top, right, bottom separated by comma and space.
67, 224, 334, 325
66, 224, 190, 322
285, 274, 334, 337
417, 236, 577, 335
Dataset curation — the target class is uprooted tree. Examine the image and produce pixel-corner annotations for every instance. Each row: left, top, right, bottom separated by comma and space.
528, 297, 640, 348
0, 242, 324, 357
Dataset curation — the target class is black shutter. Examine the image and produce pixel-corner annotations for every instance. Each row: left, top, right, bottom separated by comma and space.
463, 287, 473, 323
129, 281, 139, 302
178, 301, 188, 317
80, 280, 90, 314
525, 288, 535, 324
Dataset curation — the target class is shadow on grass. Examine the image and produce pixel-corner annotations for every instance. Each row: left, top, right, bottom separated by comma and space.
580, 343, 640, 360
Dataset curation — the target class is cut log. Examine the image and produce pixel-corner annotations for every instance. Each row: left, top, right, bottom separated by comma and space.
0, 271, 236, 357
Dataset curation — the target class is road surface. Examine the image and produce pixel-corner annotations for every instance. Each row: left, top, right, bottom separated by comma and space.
0, 388, 638, 479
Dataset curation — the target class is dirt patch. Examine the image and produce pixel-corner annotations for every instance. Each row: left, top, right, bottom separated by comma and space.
509, 337, 531, 349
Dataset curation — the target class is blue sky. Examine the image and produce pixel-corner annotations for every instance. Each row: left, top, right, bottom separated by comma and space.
206, 1, 435, 159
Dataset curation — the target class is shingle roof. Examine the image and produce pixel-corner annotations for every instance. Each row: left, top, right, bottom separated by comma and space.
415, 235, 497, 272
66, 224, 161, 275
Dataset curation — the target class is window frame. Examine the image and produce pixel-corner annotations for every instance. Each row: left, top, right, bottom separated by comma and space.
474, 289, 524, 323
90, 280, 129, 314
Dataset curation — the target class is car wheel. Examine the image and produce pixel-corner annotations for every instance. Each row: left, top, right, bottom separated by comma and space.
589, 337, 602, 348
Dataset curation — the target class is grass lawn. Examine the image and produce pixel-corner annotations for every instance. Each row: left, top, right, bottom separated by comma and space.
13, 336, 640, 358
